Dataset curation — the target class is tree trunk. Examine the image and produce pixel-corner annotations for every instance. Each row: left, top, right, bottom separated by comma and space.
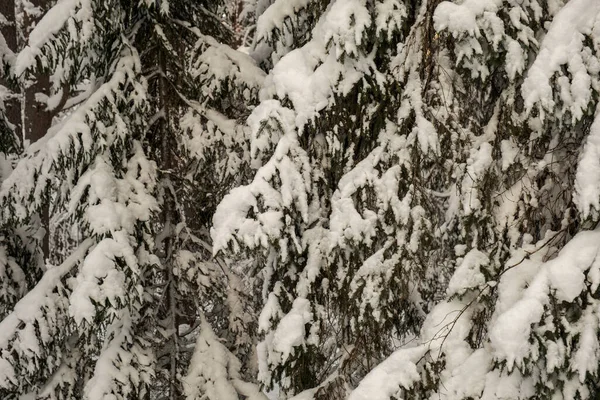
0, 0, 21, 137
17, 0, 62, 261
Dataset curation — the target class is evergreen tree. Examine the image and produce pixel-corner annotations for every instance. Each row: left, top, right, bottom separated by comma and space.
0, 16, 32, 325
0, 0, 264, 399
6, 0, 600, 399
213, 0, 436, 397
347, 0, 600, 399
214, 0, 600, 399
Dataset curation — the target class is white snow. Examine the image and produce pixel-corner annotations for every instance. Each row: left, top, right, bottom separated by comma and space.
191, 33, 266, 100
500, 139, 518, 171
329, 151, 380, 247
69, 235, 136, 324
490, 229, 600, 369
323, 0, 371, 58
505, 38, 526, 80
83, 310, 152, 400
212, 115, 311, 255
572, 307, 600, 383
434, 0, 501, 37
255, 0, 313, 45
348, 345, 426, 400
184, 315, 267, 400
0, 240, 93, 386
259, 0, 377, 130
271, 298, 312, 362
15, 0, 94, 75
522, 0, 600, 118
461, 142, 493, 215
375, 0, 407, 40
1, 51, 144, 222
248, 100, 292, 167
447, 249, 489, 296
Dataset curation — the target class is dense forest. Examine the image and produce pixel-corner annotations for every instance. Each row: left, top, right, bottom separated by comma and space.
1, 0, 600, 399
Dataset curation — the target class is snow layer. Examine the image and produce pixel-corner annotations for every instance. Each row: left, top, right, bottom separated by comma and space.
447, 249, 489, 296
349, 224, 600, 399
0, 240, 93, 388
69, 235, 137, 324
490, 230, 600, 369
184, 316, 267, 400
260, 0, 377, 129
256, 0, 313, 45
522, 0, 600, 118
272, 298, 312, 362
434, 0, 501, 36
348, 345, 425, 400
16, 0, 94, 75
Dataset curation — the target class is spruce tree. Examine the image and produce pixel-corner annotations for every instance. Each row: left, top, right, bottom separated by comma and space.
213, 0, 436, 397
214, 0, 600, 399
347, 0, 600, 399
0, 0, 264, 399
6, 0, 600, 399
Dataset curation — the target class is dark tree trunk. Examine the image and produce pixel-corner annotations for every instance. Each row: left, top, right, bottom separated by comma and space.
17, 0, 59, 261
0, 0, 21, 137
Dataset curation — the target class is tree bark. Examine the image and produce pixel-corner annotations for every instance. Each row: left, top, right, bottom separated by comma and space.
0, 0, 21, 137
17, 0, 56, 261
